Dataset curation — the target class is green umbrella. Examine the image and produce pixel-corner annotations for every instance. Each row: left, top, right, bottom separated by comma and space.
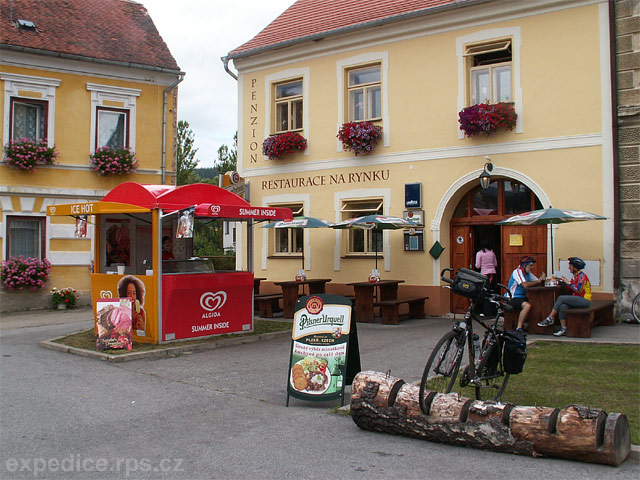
262, 216, 334, 270
497, 207, 607, 269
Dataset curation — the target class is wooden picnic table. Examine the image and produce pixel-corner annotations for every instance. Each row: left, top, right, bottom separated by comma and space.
254, 277, 266, 294
346, 280, 405, 323
274, 278, 332, 318
504, 284, 564, 333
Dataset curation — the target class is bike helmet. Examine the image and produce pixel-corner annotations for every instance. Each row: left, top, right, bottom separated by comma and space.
520, 256, 536, 266
568, 257, 586, 270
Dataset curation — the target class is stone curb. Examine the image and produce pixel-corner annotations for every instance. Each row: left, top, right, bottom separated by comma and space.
40, 330, 291, 363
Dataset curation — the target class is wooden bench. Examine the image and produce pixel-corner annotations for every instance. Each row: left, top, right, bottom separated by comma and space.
254, 293, 283, 318
565, 299, 616, 338
373, 297, 429, 325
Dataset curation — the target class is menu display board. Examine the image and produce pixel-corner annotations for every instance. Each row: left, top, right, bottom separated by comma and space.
286, 294, 355, 406
95, 298, 133, 351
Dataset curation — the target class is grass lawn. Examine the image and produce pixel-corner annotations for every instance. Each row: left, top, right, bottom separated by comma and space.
452, 342, 640, 444
52, 319, 292, 355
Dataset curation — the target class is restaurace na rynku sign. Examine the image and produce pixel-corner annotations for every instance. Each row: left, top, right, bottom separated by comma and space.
261, 169, 390, 191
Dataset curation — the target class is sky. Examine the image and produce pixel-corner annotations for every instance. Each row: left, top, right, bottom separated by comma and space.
143, 0, 296, 168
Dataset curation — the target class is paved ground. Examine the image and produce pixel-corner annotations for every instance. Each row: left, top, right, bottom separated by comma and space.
0, 307, 638, 479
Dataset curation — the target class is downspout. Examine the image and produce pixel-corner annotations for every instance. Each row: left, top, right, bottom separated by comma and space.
221, 55, 237, 80
162, 74, 185, 184
608, 0, 620, 292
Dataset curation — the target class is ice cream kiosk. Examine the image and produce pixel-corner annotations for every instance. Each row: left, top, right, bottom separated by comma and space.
46, 182, 292, 344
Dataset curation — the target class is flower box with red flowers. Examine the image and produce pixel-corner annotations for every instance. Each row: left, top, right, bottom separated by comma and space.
262, 132, 307, 160
458, 102, 517, 137
1, 256, 51, 291
51, 286, 79, 307
337, 121, 383, 156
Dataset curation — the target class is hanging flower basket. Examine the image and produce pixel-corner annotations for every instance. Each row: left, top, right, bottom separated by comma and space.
3, 138, 58, 171
262, 132, 307, 160
337, 121, 383, 156
50, 286, 79, 308
458, 102, 517, 137
89, 147, 137, 176
1, 256, 51, 291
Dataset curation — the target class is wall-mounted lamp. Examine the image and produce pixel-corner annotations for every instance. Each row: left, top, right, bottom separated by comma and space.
479, 156, 493, 190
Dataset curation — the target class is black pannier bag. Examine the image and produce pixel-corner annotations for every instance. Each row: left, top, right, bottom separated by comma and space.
451, 268, 489, 300
503, 330, 527, 374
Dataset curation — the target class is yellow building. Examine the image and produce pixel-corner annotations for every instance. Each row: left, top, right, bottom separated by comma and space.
225, 0, 617, 315
1, 0, 183, 311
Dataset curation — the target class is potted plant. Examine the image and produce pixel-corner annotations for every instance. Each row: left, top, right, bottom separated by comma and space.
1, 256, 51, 291
89, 147, 137, 176
3, 138, 58, 171
337, 121, 383, 156
50, 287, 79, 309
262, 132, 307, 160
458, 102, 517, 137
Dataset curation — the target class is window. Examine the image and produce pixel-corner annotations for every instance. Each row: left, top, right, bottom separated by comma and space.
347, 65, 381, 122
87, 83, 140, 154
7, 216, 45, 259
273, 204, 304, 255
341, 199, 383, 254
273, 80, 303, 133
10, 98, 47, 140
96, 107, 128, 149
453, 180, 542, 219
465, 39, 512, 105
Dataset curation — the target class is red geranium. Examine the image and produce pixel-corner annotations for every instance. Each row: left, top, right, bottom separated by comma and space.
262, 132, 307, 160
458, 102, 517, 137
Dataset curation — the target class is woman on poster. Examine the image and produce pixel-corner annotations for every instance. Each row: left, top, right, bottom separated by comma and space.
117, 275, 147, 331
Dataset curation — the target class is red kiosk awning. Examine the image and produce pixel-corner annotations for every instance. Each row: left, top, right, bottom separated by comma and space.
98, 182, 293, 220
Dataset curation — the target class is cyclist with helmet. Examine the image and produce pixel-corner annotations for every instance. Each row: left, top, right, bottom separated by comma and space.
538, 257, 591, 336
507, 256, 545, 332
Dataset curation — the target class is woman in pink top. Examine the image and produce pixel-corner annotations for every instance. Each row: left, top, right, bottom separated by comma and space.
475, 243, 498, 288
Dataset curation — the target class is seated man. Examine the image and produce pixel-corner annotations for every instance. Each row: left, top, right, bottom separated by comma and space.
507, 256, 545, 332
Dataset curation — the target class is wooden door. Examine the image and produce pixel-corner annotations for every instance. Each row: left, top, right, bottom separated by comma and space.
500, 225, 547, 287
450, 225, 473, 313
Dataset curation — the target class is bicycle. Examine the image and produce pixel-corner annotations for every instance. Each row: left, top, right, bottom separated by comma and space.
419, 268, 514, 414
632, 292, 640, 324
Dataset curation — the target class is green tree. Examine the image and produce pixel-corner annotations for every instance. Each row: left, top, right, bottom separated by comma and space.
176, 120, 200, 185
215, 132, 237, 174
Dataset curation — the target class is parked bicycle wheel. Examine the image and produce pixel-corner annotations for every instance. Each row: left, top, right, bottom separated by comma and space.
419, 331, 464, 414
632, 293, 640, 324
474, 342, 509, 401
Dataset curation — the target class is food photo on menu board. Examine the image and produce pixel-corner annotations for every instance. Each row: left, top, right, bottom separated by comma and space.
95, 298, 133, 351
287, 294, 352, 403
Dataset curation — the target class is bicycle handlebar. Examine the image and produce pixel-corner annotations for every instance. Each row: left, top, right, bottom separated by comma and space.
440, 268, 514, 312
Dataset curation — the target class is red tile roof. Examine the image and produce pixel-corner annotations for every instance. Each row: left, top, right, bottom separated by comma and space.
229, 0, 482, 58
0, 0, 181, 72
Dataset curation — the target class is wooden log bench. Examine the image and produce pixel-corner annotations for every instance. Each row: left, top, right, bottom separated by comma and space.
253, 293, 283, 318
565, 299, 616, 338
373, 296, 428, 325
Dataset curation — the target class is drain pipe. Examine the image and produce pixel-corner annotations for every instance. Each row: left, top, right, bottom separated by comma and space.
162, 73, 185, 184
221, 55, 237, 80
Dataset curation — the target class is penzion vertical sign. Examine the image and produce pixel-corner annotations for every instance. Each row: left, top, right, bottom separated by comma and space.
286, 294, 357, 406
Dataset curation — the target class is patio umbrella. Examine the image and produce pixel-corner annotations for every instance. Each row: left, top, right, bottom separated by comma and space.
262, 216, 334, 270
496, 207, 607, 270
331, 215, 423, 271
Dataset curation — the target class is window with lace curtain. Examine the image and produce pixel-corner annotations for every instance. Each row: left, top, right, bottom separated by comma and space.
7, 216, 45, 259
10, 98, 47, 141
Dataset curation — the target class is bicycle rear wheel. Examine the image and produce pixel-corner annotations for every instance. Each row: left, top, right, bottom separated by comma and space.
419, 331, 464, 414
632, 293, 640, 323
474, 342, 509, 402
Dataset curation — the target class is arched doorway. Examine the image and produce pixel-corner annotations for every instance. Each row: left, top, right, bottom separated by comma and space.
450, 177, 544, 312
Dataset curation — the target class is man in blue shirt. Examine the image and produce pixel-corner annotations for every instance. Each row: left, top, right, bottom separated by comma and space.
508, 256, 545, 332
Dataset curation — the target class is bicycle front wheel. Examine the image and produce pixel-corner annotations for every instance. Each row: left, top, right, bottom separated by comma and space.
632, 293, 640, 323
474, 342, 509, 402
419, 331, 464, 413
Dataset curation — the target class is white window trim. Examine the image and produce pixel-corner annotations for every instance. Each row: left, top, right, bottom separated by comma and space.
337, 52, 389, 151
87, 83, 140, 154
264, 68, 309, 157
1, 72, 60, 147
456, 27, 522, 138
333, 188, 391, 271
261, 194, 310, 269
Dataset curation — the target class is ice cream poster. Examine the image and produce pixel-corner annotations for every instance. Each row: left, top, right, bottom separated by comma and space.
96, 298, 133, 351
287, 294, 352, 405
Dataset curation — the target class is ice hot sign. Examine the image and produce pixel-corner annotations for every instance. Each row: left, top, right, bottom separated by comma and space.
286, 294, 353, 406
